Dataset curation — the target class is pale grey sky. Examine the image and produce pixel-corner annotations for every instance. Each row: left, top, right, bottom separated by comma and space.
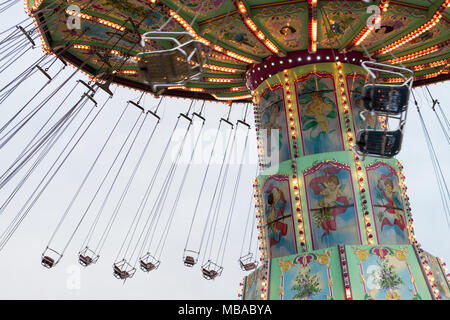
0, 4, 448, 300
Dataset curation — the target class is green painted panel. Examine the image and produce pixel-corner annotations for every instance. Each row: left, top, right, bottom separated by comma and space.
269, 247, 345, 300
346, 244, 432, 300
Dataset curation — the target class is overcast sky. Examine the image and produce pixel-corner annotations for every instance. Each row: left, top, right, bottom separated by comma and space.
0, 4, 448, 300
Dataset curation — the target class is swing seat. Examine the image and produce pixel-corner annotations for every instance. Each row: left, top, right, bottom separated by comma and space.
201, 260, 223, 280
41, 256, 55, 269
139, 253, 160, 273
139, 260, 157, 272
202, 268, 219, 280
356, 129, 403, 158
183, 249, 199, 268
41, 247, 62, 269
138, 31, 205, 91
184, 256, 196, 267
113, 266, 130, 280
113, 260, 136, 280
78, 255, 93, 267
239, 253, 258, 272
78, 247, 99, 267
241, 261, 257, 272
362, 84, 409, 114
139, 49, 198, 83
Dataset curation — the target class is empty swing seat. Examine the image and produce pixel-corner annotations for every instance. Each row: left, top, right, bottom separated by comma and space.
113, 260, 136, 280
184, 256, 196, 267
77, 247, 98, 267
202, 268, 219, 280
239, 253, 258, 272
139, 253, 160, 273
41, 256, 55, 269
138, 31, 205, 91
113, 266, 130, 280
139, 51, 193, 84
140, 260, 157, 272
78, 255, 93, 267
362, 85, 409, 114
356, 130, 402, 157
201, 260, 223, 280
240, 261, 257, 272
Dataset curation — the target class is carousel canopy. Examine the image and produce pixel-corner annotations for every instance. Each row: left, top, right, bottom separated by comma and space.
26, 0, 450, 102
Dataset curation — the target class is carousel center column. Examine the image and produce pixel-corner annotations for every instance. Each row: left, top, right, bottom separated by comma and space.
237, 50, 436, 301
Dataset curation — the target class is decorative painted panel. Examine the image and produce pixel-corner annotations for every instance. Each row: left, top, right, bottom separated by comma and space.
259, 86, 291, 166
243, 266, 264, 300
318, 1, 366, 49
295, 72, 344, 156
366, 162, 409, 245
251, 3, 307, 51
202, 13, 270, 57
422, 250, 450, 300
346, 73, 376, 132
270, 248, 344, 300
348, 245, 431, 300
364, 4, 427, 50
261, 175, 297, 259
304, 161, 361, 250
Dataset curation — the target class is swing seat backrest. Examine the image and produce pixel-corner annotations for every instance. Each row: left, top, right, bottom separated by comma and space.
362, 84, 409, 115
356, 129, 402, 158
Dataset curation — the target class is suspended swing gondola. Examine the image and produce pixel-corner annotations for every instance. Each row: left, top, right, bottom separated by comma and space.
78, 246, 99, 267
76, 101, 153, 270
182, 105, 235, 270
355, 61, 414, 159
136, 108, 194, 273
41, 247, 62, 269
239, 252, 257, 272
137, 4, 207, 93
197, 105, 251, 280
113, 259, 136, 280
138, 31, 206, 93
183, 249, 198, 268
201, 260, 223, 281
238, 165, 259, 273
139, 252, 160, 273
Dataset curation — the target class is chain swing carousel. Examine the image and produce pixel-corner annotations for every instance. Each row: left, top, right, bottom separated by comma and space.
0, 0, 448, 300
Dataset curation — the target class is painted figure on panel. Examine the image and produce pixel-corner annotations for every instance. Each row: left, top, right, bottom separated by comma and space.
297, 75, 343, 155
260, 88, 290, 165
256, 4, 305, 50
262, 176, 296, 259
304, 92, 334, 134
347, 75, 377, 130
366, 162, 408, 244
305, 162, 360, 249
266, 183, 288, 248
